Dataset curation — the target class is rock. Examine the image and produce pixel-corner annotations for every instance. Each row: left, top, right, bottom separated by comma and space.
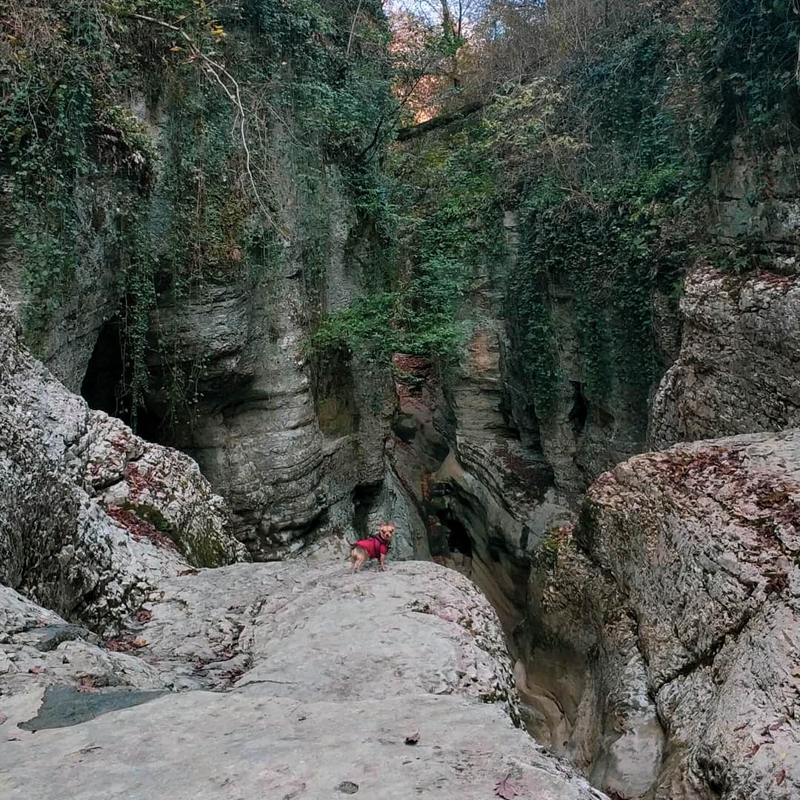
148, 162, 400, 560
0, 288, 247, 631
393, 413, 418, 442
650, 267, 800, 447
0, 561, 606, 800
533, 429, 800, 799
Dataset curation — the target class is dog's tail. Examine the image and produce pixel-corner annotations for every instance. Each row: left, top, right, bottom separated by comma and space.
344, 540, 359, 559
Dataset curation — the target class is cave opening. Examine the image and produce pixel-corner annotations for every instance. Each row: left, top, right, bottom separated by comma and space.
352, 482, 383, 537
568, 381, 588, 436
81, 317, 125, 420
435, 510, 473, 559
80, 316, 161, 441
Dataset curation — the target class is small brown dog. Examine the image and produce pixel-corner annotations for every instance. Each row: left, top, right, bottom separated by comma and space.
347, 521, 395, 573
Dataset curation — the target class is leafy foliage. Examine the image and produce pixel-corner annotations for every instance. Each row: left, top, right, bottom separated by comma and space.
1, 0, 395, 429
314, 115, 505, 362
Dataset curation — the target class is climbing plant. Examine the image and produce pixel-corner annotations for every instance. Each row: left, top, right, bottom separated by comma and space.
0, 0, 395, 430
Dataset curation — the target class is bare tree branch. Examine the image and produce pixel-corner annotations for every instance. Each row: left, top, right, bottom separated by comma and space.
395, 99, 484, 141
346, 0, 364, 58
131, 13, 281, 235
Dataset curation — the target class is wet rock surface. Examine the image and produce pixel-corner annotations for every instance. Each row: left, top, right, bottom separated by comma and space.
0, 561, 605, 800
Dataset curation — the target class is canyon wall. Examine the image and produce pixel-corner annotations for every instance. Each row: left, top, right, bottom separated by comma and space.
0, 0, 427, 560
0, 286, 246, 633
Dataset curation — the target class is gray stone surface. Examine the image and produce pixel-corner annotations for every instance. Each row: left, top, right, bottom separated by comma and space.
0, 177, 126, 393
569, 429, 800, 799
149, 155, 400, 560
0, 288, 246, 631
0, 561, 606, 800
650, 267, 800, 448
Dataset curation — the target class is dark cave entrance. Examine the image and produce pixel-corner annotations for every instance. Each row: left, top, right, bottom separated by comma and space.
434, 509, 473, 559
568, 381, 588, 436
80, 316, 161, 440
81, 318, 125, 419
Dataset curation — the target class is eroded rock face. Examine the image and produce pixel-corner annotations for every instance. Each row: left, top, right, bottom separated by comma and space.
0, 561, 607, 800
0, 288, 247, 631
143, 157, 410, 560
650, 266, 800, 448
529, 429, 800, 800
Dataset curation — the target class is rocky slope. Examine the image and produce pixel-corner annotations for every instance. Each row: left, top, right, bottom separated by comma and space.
0, 561, 605, 800
0, 287, 246, 632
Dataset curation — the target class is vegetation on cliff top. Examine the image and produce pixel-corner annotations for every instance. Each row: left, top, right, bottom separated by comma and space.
0, 0, 392, 428
3, 0, 800, 429
315, 0, 799, 424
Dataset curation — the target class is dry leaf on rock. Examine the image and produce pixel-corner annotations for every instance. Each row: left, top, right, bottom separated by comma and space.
77, 676, 99, 693
494, 774, 520, 799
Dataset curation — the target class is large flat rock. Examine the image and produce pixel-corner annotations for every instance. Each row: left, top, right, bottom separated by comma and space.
0, 562, 605, 800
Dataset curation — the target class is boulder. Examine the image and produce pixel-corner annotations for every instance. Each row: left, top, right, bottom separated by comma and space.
529, 429, 800, 799
650, 267, 800, 448
581, 429, 800, 799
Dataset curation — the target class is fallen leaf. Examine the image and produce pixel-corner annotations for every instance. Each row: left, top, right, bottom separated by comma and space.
776, 768, 786, 786
28, 666, 44, 675
746, 743, 760, 757
132, 637, 148, 648
404, 731, 420, 745
770, 719, 785, 731
495, 774, 520, 799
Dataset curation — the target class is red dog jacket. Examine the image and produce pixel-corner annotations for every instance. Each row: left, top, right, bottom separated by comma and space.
353, 536, 390, 560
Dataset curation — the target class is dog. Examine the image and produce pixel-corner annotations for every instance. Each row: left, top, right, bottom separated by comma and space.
347, 521, 395, 573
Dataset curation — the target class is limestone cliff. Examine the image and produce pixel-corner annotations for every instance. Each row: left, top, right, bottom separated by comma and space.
0, 287, 246, 632
651, 266, 800, 448
523, 429, 800, 799
0, 0, 419, 560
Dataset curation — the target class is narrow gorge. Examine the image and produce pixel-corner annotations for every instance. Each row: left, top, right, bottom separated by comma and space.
1, 1, 800, 799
